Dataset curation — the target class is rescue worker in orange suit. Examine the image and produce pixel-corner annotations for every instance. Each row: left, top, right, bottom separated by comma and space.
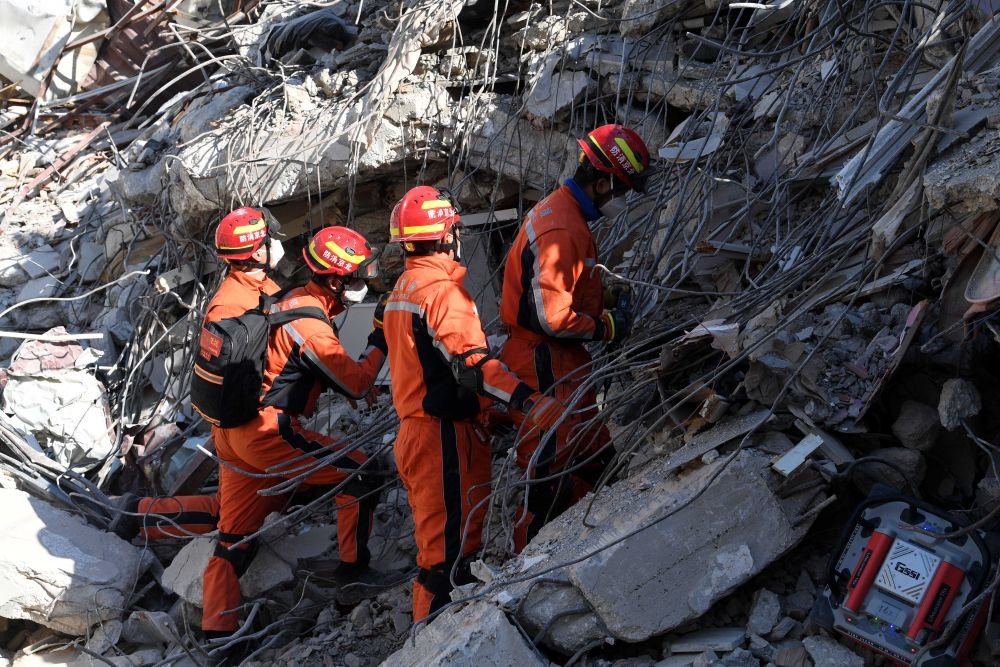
381, 186, 565, 621
202, 226, 387, 643
499, 124, 651, 550
110, 207, 284, 542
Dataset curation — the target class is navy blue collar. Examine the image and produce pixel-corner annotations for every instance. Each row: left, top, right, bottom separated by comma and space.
565, 178, 602, 222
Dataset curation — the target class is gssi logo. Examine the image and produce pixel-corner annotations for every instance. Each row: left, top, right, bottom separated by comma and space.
894, 562, 921, 580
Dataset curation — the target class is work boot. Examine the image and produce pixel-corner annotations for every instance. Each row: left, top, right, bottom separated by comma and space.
107, 493, 140, 541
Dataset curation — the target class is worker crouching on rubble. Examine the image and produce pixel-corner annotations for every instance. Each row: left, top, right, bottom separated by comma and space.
499, 124, 652, 550
202, 226, 387, 652
381, 186, 566, 620
110, 207, 285, 542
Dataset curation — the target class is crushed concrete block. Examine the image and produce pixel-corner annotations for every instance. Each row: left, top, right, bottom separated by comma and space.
747, 589, 781, 636
506, 449, 816, 650
802, 636, 863, 667
671, 628, 745, 653
382, 601, 546, 667
516, 578, 606, 655
892, 400, 940, 451
0, 488, 144, 635
938, 378, 981, 430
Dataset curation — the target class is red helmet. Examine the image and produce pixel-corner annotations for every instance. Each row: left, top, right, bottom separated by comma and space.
578, 124, 651, 192
389, 186, 460, 243
215, 207, 271, 261
303, 226, 379, 279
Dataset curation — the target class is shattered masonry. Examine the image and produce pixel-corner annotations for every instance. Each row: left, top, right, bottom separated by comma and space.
1, 0, 1000, 665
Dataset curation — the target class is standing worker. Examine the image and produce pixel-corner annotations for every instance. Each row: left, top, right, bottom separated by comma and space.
499, 124, 651, 550
111, 207, 284, 541
202, 226, 387, 650
382, 186, 564, 621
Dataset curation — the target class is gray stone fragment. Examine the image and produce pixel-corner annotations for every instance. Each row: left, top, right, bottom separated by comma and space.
865, 447, 926, 492
783, 591, 815, 621
892, 400, 940, 451
382, 602, 546, 667
748, 634, 774, 662
938, 379, 981, 430
747, 589, 782, 636
672, 628, 746, 653
122, 610, 178, 644
655, 656, 697, 667
516, 579, 605, 655
794, 572, 816, 596
772, 644, 809, 667
0, 489, 145, 635
802, 636, 863, 667
693, 651, 718, 667
720, 648, 758, 667
767, 617, 800, 641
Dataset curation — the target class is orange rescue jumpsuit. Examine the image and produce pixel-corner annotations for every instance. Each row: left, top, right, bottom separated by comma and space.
499, 180, 615, 550
202, 281, 386, 634
384, 255, 537, 620
134, 270, 279, 541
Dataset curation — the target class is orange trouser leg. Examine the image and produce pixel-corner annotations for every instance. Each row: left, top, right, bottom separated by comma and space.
202, 409, 375, 633
136, 495, 219, 540
202, 428, 287, 634
501, 337, 613, 551
395, 417, 491, 621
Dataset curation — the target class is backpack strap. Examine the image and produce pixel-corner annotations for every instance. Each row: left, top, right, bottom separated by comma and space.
262, 287, 331, 328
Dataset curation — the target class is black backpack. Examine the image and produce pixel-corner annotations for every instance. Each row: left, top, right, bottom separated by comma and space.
191, 289, 328, 428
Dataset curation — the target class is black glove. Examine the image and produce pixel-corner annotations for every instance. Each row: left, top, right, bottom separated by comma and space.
372, 294, 388, 331
599, 307, 632, 343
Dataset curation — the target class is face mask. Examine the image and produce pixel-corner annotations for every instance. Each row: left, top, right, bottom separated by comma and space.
342, 278, 368, 304
599, 196, 628, 220
267, 239, 285, 269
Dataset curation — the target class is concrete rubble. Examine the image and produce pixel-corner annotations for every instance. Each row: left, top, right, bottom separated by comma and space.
0, 488, 145, 636
0, 0, 999, 665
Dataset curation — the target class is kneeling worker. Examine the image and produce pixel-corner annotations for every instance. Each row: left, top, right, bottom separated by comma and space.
202, 226, 388, 645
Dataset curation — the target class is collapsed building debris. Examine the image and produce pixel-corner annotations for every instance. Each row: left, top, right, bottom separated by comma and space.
1, 0, 1000, 665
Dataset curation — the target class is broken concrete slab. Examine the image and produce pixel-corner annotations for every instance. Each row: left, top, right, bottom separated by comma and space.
503, 449, 818, 649
381, 601, 546, 667
925, 128, 1000, 215
0, 488, 145, 635
670, 627, 745, 653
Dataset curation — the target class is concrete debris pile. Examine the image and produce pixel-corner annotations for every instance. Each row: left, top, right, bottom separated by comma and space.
1, 0, 1000, 665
